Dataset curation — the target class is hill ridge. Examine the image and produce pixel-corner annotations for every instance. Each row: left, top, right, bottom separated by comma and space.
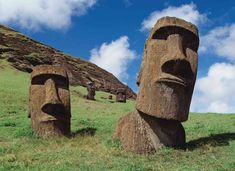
0, 24, 136, 99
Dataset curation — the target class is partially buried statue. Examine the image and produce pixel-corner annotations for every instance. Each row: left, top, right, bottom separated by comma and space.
86, 81, 96, 100
113, 17, 199, 153
116, 88, 126, 103
29, 65, 71, 137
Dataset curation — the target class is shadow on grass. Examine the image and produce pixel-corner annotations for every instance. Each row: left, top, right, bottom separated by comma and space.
72, 127, 97, 137
186, 133, 235, 150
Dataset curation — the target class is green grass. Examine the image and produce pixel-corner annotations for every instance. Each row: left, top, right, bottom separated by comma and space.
0, 60, 235, 171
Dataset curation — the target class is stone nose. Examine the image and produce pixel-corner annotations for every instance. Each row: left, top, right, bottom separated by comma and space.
166, 34, 186, 61
160, 34, 194, 81
41, 78, 64, 114
161, 59, 193, 81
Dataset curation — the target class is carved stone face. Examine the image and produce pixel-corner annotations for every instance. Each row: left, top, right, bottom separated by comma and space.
116, 88, 126, 103
29, 65, 71, 137
136, 17, 199, 122
87, 82, 96, 100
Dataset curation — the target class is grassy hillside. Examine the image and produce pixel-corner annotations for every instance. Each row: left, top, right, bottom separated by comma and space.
0, 60, 235, 171
0, 24, 136, 99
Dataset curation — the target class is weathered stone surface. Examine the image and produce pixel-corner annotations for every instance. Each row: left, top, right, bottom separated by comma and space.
29, 65, 71, 137
86, 82, 96, 100
114, 17, 199, 153
113, 110, 185, 154
108, 95, 113, 100
116, 88, 126, 103
136, 16, 199, 122
0, 25, 136, 99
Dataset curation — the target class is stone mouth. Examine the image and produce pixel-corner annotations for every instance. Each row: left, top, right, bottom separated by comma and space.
157, 74, 187, 87
40, 116, 58, 122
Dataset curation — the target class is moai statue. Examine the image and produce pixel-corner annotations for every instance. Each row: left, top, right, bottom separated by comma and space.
29, 65, 71, 137
108, 95, 113, 100
116, 88, 126, 103
86, 81, 96, 100
113, 17, 199, 153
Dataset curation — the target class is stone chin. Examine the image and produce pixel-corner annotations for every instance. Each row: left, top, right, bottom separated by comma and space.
136, 79, 193, 122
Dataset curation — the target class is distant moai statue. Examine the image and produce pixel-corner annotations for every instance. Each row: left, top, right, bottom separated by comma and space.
108, 95, 113, 100
86, 81, 96, 100
116, 88, 126, 103
29, 65, 71, 137
113, 17, 199, 153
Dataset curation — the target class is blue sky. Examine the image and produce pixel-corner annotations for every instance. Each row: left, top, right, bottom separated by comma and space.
1, 0, 235, 113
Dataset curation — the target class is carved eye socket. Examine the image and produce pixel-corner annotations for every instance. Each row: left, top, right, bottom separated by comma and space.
31, 74, 69, 89
31, 75, 46, 85
152, 26, 199, 52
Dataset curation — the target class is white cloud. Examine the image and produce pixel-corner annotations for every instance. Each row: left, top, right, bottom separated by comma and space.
200, 24, 235, 60
0, 0, 97, 31
191, 63, 235, 113
89, 36, 137, 82
140, 2, 207, 31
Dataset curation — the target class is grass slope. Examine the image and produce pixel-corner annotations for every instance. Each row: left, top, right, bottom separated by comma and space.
0, 60, 235, 171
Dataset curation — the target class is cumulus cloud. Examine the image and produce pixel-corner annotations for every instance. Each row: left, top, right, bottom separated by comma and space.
200, 24, 235, 60
140, 2, 207, 31
89, 36, 137, 82
0, 0, 97, 31
191, 63, 235, 113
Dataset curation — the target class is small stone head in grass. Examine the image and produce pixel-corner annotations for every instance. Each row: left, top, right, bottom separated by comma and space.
29, 65, 71, 137
116, 87, 126, 103
86, 81, 96, 100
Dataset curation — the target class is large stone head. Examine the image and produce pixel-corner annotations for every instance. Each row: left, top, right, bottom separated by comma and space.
136, 17, 199, 122
29, 65, 71, 137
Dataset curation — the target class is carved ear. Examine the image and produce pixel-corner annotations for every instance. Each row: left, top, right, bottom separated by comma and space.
28, 85, 31, 118
136, 72, 141, 86
28, 110, 31, 118
136, 50, 147, 86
